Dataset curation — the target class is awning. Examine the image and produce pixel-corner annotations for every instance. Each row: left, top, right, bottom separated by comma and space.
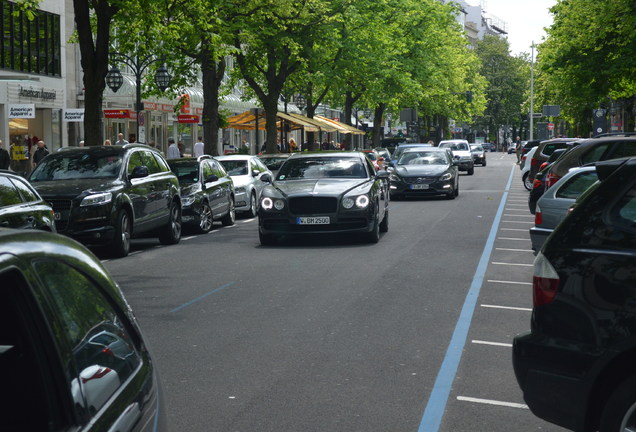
315, 115, 365, 135
225, 110, 341, 133
277, 112, 321, 132
226, 110, 268, 130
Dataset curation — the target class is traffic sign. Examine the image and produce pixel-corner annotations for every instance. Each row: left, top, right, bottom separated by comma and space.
547, 122, 555, 131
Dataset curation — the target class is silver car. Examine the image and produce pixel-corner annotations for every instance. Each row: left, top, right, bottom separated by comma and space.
216, 155, 272, 217
529, 165, 598, 253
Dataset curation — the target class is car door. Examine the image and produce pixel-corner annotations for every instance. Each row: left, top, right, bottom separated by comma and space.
251, 157, 271, 200
201, 160, 225, 215
212, 159, 234, 214
126, 150, 153, 227
139, 150, 167, 226
0, 176, 30, 229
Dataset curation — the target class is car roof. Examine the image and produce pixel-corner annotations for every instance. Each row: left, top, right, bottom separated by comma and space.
287, 151, 364, 159
259, 153, 290, 158
401, 147, 447, 153
216, 154, 255, 160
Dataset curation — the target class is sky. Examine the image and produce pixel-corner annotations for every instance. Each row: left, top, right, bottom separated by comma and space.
466, 0, 558, 56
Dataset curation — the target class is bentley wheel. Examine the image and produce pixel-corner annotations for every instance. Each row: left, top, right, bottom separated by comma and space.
196, 202, 214, 233
365, 211, 380, 244
110, 210, 131, 258
159, 201, 181, 245
221, 196, 236, 226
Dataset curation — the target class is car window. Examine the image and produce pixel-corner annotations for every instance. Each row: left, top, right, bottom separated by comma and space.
153, 153, 171, 172
220, 160, 248, 176
30, 152, 123, 181
210, 160, 226, 178
141, 151, 161, 174
0, 176, 23, 207
10, 177, 39, 203
169, 161, 200, 185
398, 152, 448, 165
612, 184, 636, 231
609, 141, 636, 159
127, 151, 145, 175
202, 161, 215, 180
32, 259, 141, 417
581, 143, 611, 165
555, 171, 599, 199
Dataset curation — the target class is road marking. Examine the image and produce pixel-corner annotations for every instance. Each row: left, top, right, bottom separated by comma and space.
457, 396, 528, 409
472, 339, 513, 347
498, 237, 530, 241
502, 220, 534, 224
182, 236, 196, 241
503, 214, 534, 218
418, 164, 516, 432
242, 218, 256, 223
481, 304, 532, 312
492, 262, 533, 267
495, 248, 533, 252
500, 228, 528, 232
170, 281, 236, 313
488, 279, 532, 285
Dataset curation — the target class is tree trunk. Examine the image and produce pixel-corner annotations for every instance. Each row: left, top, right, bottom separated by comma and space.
263, 97, 280, 154
305, 98, 317, 151
201, 48, 225, 156
371, 103, 386, 148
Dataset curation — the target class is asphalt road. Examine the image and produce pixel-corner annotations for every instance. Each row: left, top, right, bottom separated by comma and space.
103, 152, 568, 432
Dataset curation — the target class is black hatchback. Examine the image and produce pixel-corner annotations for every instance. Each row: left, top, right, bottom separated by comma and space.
513, 157, 636, 432
0, 229, 165, 431
0, 170, 55, 231
29, 145, 182, 257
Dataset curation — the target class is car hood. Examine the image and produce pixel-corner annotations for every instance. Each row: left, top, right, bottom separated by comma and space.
394, 165, 449, 176
269, 179, 370, 198
230, 175, 253, 188
30, 178, 123, 199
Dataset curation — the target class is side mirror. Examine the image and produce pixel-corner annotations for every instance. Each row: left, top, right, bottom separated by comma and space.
129, 166, 149, 179
204, 174, 219, 183
376, 170, 390, 179
260, 173, 273, 183
252, 170, 260, 177
388, 161, 395, 168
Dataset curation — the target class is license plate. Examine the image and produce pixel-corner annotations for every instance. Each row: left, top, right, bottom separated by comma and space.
410, 184, 429, 190
296, 216, 330, 225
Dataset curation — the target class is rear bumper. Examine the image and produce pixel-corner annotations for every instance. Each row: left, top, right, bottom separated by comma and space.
529, 226, 552, 254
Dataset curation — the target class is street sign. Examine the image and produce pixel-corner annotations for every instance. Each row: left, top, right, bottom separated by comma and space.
547, 123, 555, 131
530, 113, 542, 118
543, 105, 560, 117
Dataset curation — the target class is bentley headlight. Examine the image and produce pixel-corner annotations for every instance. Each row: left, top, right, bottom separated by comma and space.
261, 197, 274, 210
342, 197, 355, 209
80, 192, 112, 207
355, 195, 370, 208
440, 173, 452, 181
274, 200, 285, 210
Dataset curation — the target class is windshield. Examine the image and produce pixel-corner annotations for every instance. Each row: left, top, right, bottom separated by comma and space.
470, 145, 484, 151
259, 157, 287, 171
440, 142, 469, 151
393, 146, 428, 159
363, 152, 377, 161
219, 160, 248, 176
30, 153, 122, 181
276, 157, 367, 180
398, 151, 449, 166
169, 162, 200, 185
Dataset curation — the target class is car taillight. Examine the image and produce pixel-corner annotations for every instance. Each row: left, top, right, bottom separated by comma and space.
532, 179, 543, 189
531, 158, 538, 166
522, 156, 527, 162
546, 172, 561, 188
533, 252, 560, 307
539, 162, 548, 170
534, 205, 543, 225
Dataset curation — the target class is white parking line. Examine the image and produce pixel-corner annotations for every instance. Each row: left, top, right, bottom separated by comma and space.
242, 218, 256, 223
492, 262, 533, 267
457, 396, 528, 409
481, 304, 532, 311
498, 237, 529, 241
495, 248, 533, 252
500, 228, 529, 231
488, 279, 532, 285
182, 236, 196, 241
501, 220, 535, 224
472, 340, 513, 347
503, 214, 534, 218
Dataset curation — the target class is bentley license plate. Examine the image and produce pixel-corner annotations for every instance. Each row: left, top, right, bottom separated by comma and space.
296, 216, 330, 225
410, 184, 429, 190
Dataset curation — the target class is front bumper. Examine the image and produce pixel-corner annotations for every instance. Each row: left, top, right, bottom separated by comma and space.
50, 201, 117, 245
389, 178, 453, 197
259, 210, 374, 235
234, 190, 250, 211
472, 155, 485, 164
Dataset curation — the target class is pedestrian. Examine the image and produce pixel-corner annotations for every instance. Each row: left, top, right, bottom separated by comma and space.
166, 138, 180, 159
177, 140, 184, 157
79, 140, 85, 147
115, 133, 128, 145
288, 138, 298, 152
0, 140, 9, 170
515, 136, 522, 164
104, 139, 112, 146
194, 136, 204, 157
32, 140, 49, 168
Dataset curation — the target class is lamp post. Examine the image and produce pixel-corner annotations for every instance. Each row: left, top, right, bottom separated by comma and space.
105, 53, 171, 144
294, 95, 306, 149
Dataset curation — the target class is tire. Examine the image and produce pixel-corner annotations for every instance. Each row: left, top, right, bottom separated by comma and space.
482, 159, 487, 167
110, 210, 131, 258
365, 209, 380, 243
600, 374, 636, 432
247, 191, 258, 218
221, 196, 236, 226
454, 182, 459, 197
379, 208, 389, 232
159, 201, 181, 245
467, 166, 475, 175
196, 202, 214, 233
259, 230, 277, 246
523, 172, 533, 191
446, 188, 456, 200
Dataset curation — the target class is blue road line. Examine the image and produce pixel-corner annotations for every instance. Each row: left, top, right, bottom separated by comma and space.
417, 165, 516, 432
170, 281, 236, 313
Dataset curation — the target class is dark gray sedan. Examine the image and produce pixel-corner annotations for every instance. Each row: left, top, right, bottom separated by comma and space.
388, 148, 459, 199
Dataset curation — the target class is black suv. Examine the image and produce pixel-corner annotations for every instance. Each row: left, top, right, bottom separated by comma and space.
513, 157, 636, 431
29, 144, 182, 257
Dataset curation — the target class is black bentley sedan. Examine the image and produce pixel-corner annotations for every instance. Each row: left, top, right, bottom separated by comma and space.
258, 152, 389, 245
168, 156, 236, 233
388, 148, 459, 199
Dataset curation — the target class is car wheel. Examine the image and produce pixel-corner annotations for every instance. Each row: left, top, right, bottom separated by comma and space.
523, 172, 533, 191
482, 159, 487, 167
247, 191, 257, 218
196, 202, 214, 233
600, 374, 636, 432
159, 201, 181, 245
221, 196, 236, 226
110, 210, 131, 258
365, 209, 380, 244
259, 230, 277, 246
379, 208, 389, 233
446, 188, 455, 200
467, 166, 475, 175
454, 182, 459, 197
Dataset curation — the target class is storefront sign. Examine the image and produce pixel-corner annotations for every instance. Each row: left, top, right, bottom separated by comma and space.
19, 87, 56, 101
177, 115, 199, 124
195, 107, 203, 115
143, 102, 158, 111
63, 109, 85, 122
161, 104, 173, 112
8, 104, 35, 118
104, 109, 130, 118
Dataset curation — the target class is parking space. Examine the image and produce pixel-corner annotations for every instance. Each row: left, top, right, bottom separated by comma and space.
438, 165, 569, 431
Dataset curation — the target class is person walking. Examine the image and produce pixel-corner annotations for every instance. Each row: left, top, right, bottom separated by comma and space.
167, 138, 180, 159
32, 140, 49, 168
194, 136, 204, 157
0, 140, 10, 169
115, 133, 128, 145
515, 136, 522, 164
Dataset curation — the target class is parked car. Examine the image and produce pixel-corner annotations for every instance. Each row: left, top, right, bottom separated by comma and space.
481, 142, 496, 152
469, 143, 487, 166
521, 139, 541, 158
389, 148, 459, 200
216, 155, 272, 217
513, 157, 636, 432
543, 135, 636, 189
257, 153, 291, 175
28, 145, 182, 257
0, 229, 165, 431
528, 138, 580, 182
527, 148, 572, 213
390, 143, 433, 165
258, 152, 389, 245
520, 146, 538, 190
0, 170, 55, 231
529, 165, 598, 253
167, 156, 235, 233
438, 139, 474, 175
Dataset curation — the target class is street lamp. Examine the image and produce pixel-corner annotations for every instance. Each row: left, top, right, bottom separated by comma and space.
295, 95, 306, 113
105, 53, 171, 143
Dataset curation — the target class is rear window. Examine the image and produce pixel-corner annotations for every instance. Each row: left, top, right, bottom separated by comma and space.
555, 171, 599, 199
612, 185, 636, 230
581, 143, 611, 165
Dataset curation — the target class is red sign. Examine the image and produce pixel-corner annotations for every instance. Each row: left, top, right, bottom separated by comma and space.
178, 115, 200, 124
195, 107, 203, 115
144, 102, 158, 111
103, 109, 130, 119
547, 122, 555, 131
161, 104, 173, 112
